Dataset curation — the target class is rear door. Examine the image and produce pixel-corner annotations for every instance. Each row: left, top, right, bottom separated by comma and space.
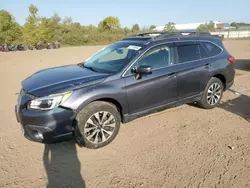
174, 41, 211, 100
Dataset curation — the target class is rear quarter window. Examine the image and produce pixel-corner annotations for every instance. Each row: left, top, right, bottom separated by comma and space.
203, 42, 222, 57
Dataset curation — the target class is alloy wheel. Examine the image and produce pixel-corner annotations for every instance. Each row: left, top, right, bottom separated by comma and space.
84, 111, 116, 144
207, 83, 222, 105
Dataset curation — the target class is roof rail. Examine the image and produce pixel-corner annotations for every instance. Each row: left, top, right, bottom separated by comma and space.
122, 32, 163, 40
122, 31, 212, 41
122, 36, 153, 41
154, 31, 211, 40
136, 32, 163, 36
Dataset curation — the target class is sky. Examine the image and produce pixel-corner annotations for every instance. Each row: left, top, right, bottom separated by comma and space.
1, 0, 250, 27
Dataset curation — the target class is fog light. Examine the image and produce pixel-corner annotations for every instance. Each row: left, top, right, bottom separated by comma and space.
34, 131, 44, 140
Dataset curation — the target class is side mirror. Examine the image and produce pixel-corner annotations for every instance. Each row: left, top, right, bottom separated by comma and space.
132, 65, 152, 80
136, 65, 152, 74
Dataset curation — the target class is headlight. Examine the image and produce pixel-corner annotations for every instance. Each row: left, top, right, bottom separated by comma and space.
28, 92, 72, 110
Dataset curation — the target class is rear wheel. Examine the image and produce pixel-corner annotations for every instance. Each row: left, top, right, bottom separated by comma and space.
198, 77, 223, 109
75, 101, 120, 149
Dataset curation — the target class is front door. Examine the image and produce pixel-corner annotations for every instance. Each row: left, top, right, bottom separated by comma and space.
124, 43, 178, 114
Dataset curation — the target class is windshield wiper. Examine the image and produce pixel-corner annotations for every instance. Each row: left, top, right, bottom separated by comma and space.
81, 63, 116, 74
82, 64, 99, 72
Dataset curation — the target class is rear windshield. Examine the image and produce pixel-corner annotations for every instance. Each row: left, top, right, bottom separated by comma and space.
83, 42, 143, 73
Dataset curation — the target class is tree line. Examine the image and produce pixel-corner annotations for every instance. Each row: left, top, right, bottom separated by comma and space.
0, 4, 159, 46
230, 22, 250, 28
1, 4, 237, 46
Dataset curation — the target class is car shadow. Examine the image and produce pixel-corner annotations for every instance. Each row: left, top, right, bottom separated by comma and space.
235, 59, 250, 71
43, 141, 85, 188
219, 89, 250, 123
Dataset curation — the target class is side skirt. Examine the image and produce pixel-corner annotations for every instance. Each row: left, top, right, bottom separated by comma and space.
122, 92, 203, 123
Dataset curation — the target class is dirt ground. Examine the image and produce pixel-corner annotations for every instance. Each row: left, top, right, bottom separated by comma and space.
0, 40, 250, 188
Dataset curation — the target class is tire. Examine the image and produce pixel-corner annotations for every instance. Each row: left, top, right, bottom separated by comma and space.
75, 101, 121, 149
198, 77, 224, 109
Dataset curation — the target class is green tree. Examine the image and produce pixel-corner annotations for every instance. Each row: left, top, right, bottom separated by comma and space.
163, 22, 176, 32
98, 21, 103, 31
140, 26, 150, 32
36, 17, 54, 42
62, 16, 72, 25
22, 4, 40, 44
99, 16, 120, 31
50, 13, 62, 41
231, 22, 250, 27
123, 27, 130, 35
149, 25, 156, 31
197, 21, 215, 32
230, 22, 237, 27
51, 13, 61, 23
0, 10, 22, 43
60, 18, 88, 45
132, 24, 140, 33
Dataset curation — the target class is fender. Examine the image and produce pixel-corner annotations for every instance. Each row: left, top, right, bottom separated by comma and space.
62, 78, 129, 117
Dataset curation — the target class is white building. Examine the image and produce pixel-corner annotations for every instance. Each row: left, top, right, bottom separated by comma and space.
154, 21, 230, 31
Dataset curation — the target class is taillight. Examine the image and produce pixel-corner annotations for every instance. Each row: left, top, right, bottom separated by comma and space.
228, 56, 235, 64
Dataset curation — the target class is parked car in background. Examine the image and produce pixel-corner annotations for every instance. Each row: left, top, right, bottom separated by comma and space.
17, 44, 26, 51
46, 42, 53, 49
34, 42, 45, 50
28, 45, 34, 50
7, 44, 18, 51
0, 42, 60, 52
0, 43, 9, 52
53, 41, 60, 49
15, 31, 235, 149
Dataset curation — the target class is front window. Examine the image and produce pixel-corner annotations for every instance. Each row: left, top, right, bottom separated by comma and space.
83, 42, 143, 73
125, 44, 173, 75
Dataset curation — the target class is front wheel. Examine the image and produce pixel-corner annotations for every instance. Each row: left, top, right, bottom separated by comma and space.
75, 101, 121, 149
198, 77, 223, 109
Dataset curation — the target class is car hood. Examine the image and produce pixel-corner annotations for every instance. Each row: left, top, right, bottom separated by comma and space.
22, 64, 110, 97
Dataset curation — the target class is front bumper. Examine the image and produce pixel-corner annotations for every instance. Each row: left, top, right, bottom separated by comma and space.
15, 104, 75, 144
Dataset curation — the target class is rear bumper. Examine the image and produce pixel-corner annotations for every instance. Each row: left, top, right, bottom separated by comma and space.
225, 80, 234, 90
15, 105, 74, 143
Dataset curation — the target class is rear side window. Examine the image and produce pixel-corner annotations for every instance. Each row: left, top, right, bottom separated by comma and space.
177, 44, 200, 63
203, 42, 222, 57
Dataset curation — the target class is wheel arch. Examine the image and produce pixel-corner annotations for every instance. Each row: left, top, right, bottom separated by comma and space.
213, 73, 226, 90
76, 97, 125, 123
94, 98, 123, 121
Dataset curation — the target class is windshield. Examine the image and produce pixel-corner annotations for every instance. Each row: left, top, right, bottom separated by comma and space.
83, 42, 143, 73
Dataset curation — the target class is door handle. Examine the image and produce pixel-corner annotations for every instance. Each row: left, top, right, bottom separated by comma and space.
167, 72, 177, 78
205, 63, 211, 69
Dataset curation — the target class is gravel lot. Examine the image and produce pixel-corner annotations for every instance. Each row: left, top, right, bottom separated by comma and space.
0, 40, 250, 188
